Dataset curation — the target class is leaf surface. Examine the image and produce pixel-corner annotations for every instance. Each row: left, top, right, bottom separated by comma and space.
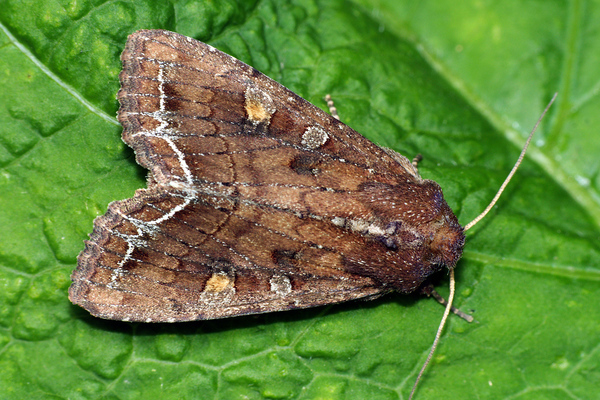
0, 0, 598, 399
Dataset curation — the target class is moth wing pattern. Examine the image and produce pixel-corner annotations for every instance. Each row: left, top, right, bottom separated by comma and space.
117, 30, 421, 187
69, 30, 464, 322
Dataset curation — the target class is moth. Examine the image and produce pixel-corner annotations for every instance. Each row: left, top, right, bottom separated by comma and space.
70, 29, 556, 399
69, 29, 551, 328
70, 28, 468, 322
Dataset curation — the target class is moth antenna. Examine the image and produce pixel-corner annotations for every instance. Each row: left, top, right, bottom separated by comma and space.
464, 93, 557, 232
408, 269, 456, 400
409, 93, 557, 399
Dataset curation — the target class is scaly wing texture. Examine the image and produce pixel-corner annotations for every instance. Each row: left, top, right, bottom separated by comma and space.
69, 30, 463, 322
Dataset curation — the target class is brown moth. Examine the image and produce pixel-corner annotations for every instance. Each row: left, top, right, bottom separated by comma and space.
69, 29, 553, 334
69, 29, 556, 398
69, 29, 470, 322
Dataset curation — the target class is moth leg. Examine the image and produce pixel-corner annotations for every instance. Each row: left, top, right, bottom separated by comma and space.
324, 94, 340, 120
412, 154, 423, 167
421, 284, 475, 323
412, 154, 423, 174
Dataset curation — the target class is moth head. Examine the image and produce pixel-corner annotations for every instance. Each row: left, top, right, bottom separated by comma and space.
428, 212, 465, 269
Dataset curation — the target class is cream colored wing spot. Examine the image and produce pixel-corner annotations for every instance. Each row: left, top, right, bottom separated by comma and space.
244, 87, 275, 124
269, 275, 292, 297
301, 126, 329, 149
205, 272, 234, 293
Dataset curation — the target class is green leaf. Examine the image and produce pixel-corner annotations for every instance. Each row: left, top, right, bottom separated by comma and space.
1, 0, 598, 399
